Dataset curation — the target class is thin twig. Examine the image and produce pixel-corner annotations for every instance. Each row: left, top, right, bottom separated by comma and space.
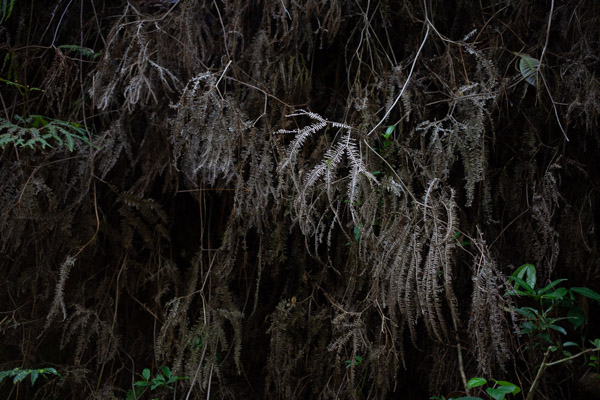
545, 347, 600, 367
452, 311, 469, 395
538, 0, 554, 70
185, 343, 208, 400
537, 0, 569, 141
213, 0, 231, 60
524, 345, 600, 399
526, 347, 551, 400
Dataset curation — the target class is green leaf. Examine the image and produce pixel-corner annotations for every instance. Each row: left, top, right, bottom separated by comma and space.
514, 263, 536, 290
549, 324, 567, 335
30, 370, 39, 386
571, 287, 600, 302
1, 0, 16, 23
508, 276, 535, 295
518, 54, 540, 86
13, 370, 29, 383
141, 368, 151, 381
539, 332, 552, 343
591, 338, 600, 348
538, 279, 567, 294
384, 125, 394, 139
44, 367, 59, 377
162, 366, 171, 379
30, 115, 48, 128
63, 130, 75, 151
467, 377, 487, 389
486, 385, 516, 400
492, 381, 521, 394
542, 287, 568, 300
514, 306, 539, 319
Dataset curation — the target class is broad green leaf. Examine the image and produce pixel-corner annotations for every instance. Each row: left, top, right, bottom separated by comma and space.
549, 324, 567, 335
591, 338, 600, 348
515, 263, 536, 289
486, 385, 515, 400
518, 54, 540, 86
571, 287, 600, 302
162, 366, 171, 379
538, 279, 567, 294
485, 389, 506, 400
492, 380, 521, 394
542, 287, 568, 300
141, 368, 151, 381
467, 377, 487, 389
508, 276, 535, 295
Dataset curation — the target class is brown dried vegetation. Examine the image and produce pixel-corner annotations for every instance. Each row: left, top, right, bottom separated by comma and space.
1, 0, 599, 398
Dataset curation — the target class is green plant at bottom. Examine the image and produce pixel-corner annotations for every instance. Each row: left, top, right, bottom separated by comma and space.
433, 264, 600, 400
430, 377, 520, 400
126, 366, 188, 400
506, 263, 600, 399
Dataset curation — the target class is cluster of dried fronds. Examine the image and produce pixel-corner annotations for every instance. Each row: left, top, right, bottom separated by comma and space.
1, 0, 600, 399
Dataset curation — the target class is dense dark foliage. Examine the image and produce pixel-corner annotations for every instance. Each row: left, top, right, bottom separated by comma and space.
1, 0, 599, 398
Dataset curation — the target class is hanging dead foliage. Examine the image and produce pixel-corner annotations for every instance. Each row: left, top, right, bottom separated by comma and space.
1, 0, 600, 399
